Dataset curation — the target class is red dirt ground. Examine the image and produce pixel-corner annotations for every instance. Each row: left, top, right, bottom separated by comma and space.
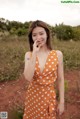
0, 70, 80, 119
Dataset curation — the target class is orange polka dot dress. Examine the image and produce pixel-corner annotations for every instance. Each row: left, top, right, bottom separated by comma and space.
23, 50, 58, 119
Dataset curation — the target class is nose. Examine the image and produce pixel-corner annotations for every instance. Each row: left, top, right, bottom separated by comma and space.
36, 35, 41, 41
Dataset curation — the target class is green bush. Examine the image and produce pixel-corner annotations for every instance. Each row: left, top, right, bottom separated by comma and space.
9, 107, 24, 119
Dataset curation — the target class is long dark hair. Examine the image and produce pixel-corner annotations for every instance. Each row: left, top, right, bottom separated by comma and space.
28, 20, 52, 51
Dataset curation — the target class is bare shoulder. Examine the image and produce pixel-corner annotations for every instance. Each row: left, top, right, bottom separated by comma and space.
56, 50, 63, 58
24, 51, 31, 61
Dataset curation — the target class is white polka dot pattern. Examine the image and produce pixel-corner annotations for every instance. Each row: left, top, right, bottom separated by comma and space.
23, 50, 58, 119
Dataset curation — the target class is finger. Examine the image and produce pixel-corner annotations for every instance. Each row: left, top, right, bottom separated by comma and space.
34, 40, 39, 47
36, 40, 41, 45
59, 112, 62, 116
34, 40, 37, 45
61, 111, 64, 115
59, 111, 64, 116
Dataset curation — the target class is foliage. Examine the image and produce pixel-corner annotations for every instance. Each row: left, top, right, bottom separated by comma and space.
9, 106, 24, 119
0, 37, 80, 82
54, 23, 74, 40
52, 39, 80, 70
0, 18, 80, 40
0, 39, 28, 81
0, 18, 29, 36
16, 28, 27, 36
73, 26, 80, 41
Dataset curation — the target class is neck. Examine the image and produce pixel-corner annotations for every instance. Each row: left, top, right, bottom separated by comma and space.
39, 45, 48, 52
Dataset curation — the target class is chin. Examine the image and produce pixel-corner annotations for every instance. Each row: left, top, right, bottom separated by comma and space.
40, 42, 46, 47
40, 45, 43, 48
41, 44, 46, 48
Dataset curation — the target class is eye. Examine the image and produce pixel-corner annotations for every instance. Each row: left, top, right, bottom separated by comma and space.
32, 34, 36, 37
40, 32, 44, 35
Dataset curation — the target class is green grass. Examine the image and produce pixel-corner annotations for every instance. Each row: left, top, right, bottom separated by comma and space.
9, 106, 24, 119
0, 36, 80, 81
52, 38, 80, 70
0, 37, 28, 81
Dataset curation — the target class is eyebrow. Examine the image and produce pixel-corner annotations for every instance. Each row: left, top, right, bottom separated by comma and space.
32, 31, 44, 34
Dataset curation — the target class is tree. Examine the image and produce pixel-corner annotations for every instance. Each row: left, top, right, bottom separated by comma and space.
54, 23, 74, 40
73, 26, 80, 40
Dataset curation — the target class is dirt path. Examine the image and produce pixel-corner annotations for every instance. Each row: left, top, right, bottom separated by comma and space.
0, 70, 80, 119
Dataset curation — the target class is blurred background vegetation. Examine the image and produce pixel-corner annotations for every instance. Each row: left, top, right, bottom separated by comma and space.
0, 17, 80, 40
0, 17, 80, 82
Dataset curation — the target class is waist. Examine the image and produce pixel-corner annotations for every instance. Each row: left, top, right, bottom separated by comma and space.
28, 81, 56, 98
32, 77, 56, 86
28, 81, 55, 90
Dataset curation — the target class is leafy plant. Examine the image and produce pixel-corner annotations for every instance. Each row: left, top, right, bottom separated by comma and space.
9, 106, 24, 119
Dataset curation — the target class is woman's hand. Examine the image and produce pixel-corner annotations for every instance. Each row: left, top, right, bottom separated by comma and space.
33, 40, 42, 53
57, 102, 64, 116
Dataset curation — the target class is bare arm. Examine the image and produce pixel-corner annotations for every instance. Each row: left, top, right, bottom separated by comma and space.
23, 40, 42, 82
56, 50, 65, 115
23, 51, 37, 82
57, 50, 64, 104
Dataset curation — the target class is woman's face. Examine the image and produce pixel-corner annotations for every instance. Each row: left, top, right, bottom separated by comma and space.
32, 26, 47, 47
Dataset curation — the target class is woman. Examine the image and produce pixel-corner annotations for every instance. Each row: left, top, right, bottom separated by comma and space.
23, 20, 64, 119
